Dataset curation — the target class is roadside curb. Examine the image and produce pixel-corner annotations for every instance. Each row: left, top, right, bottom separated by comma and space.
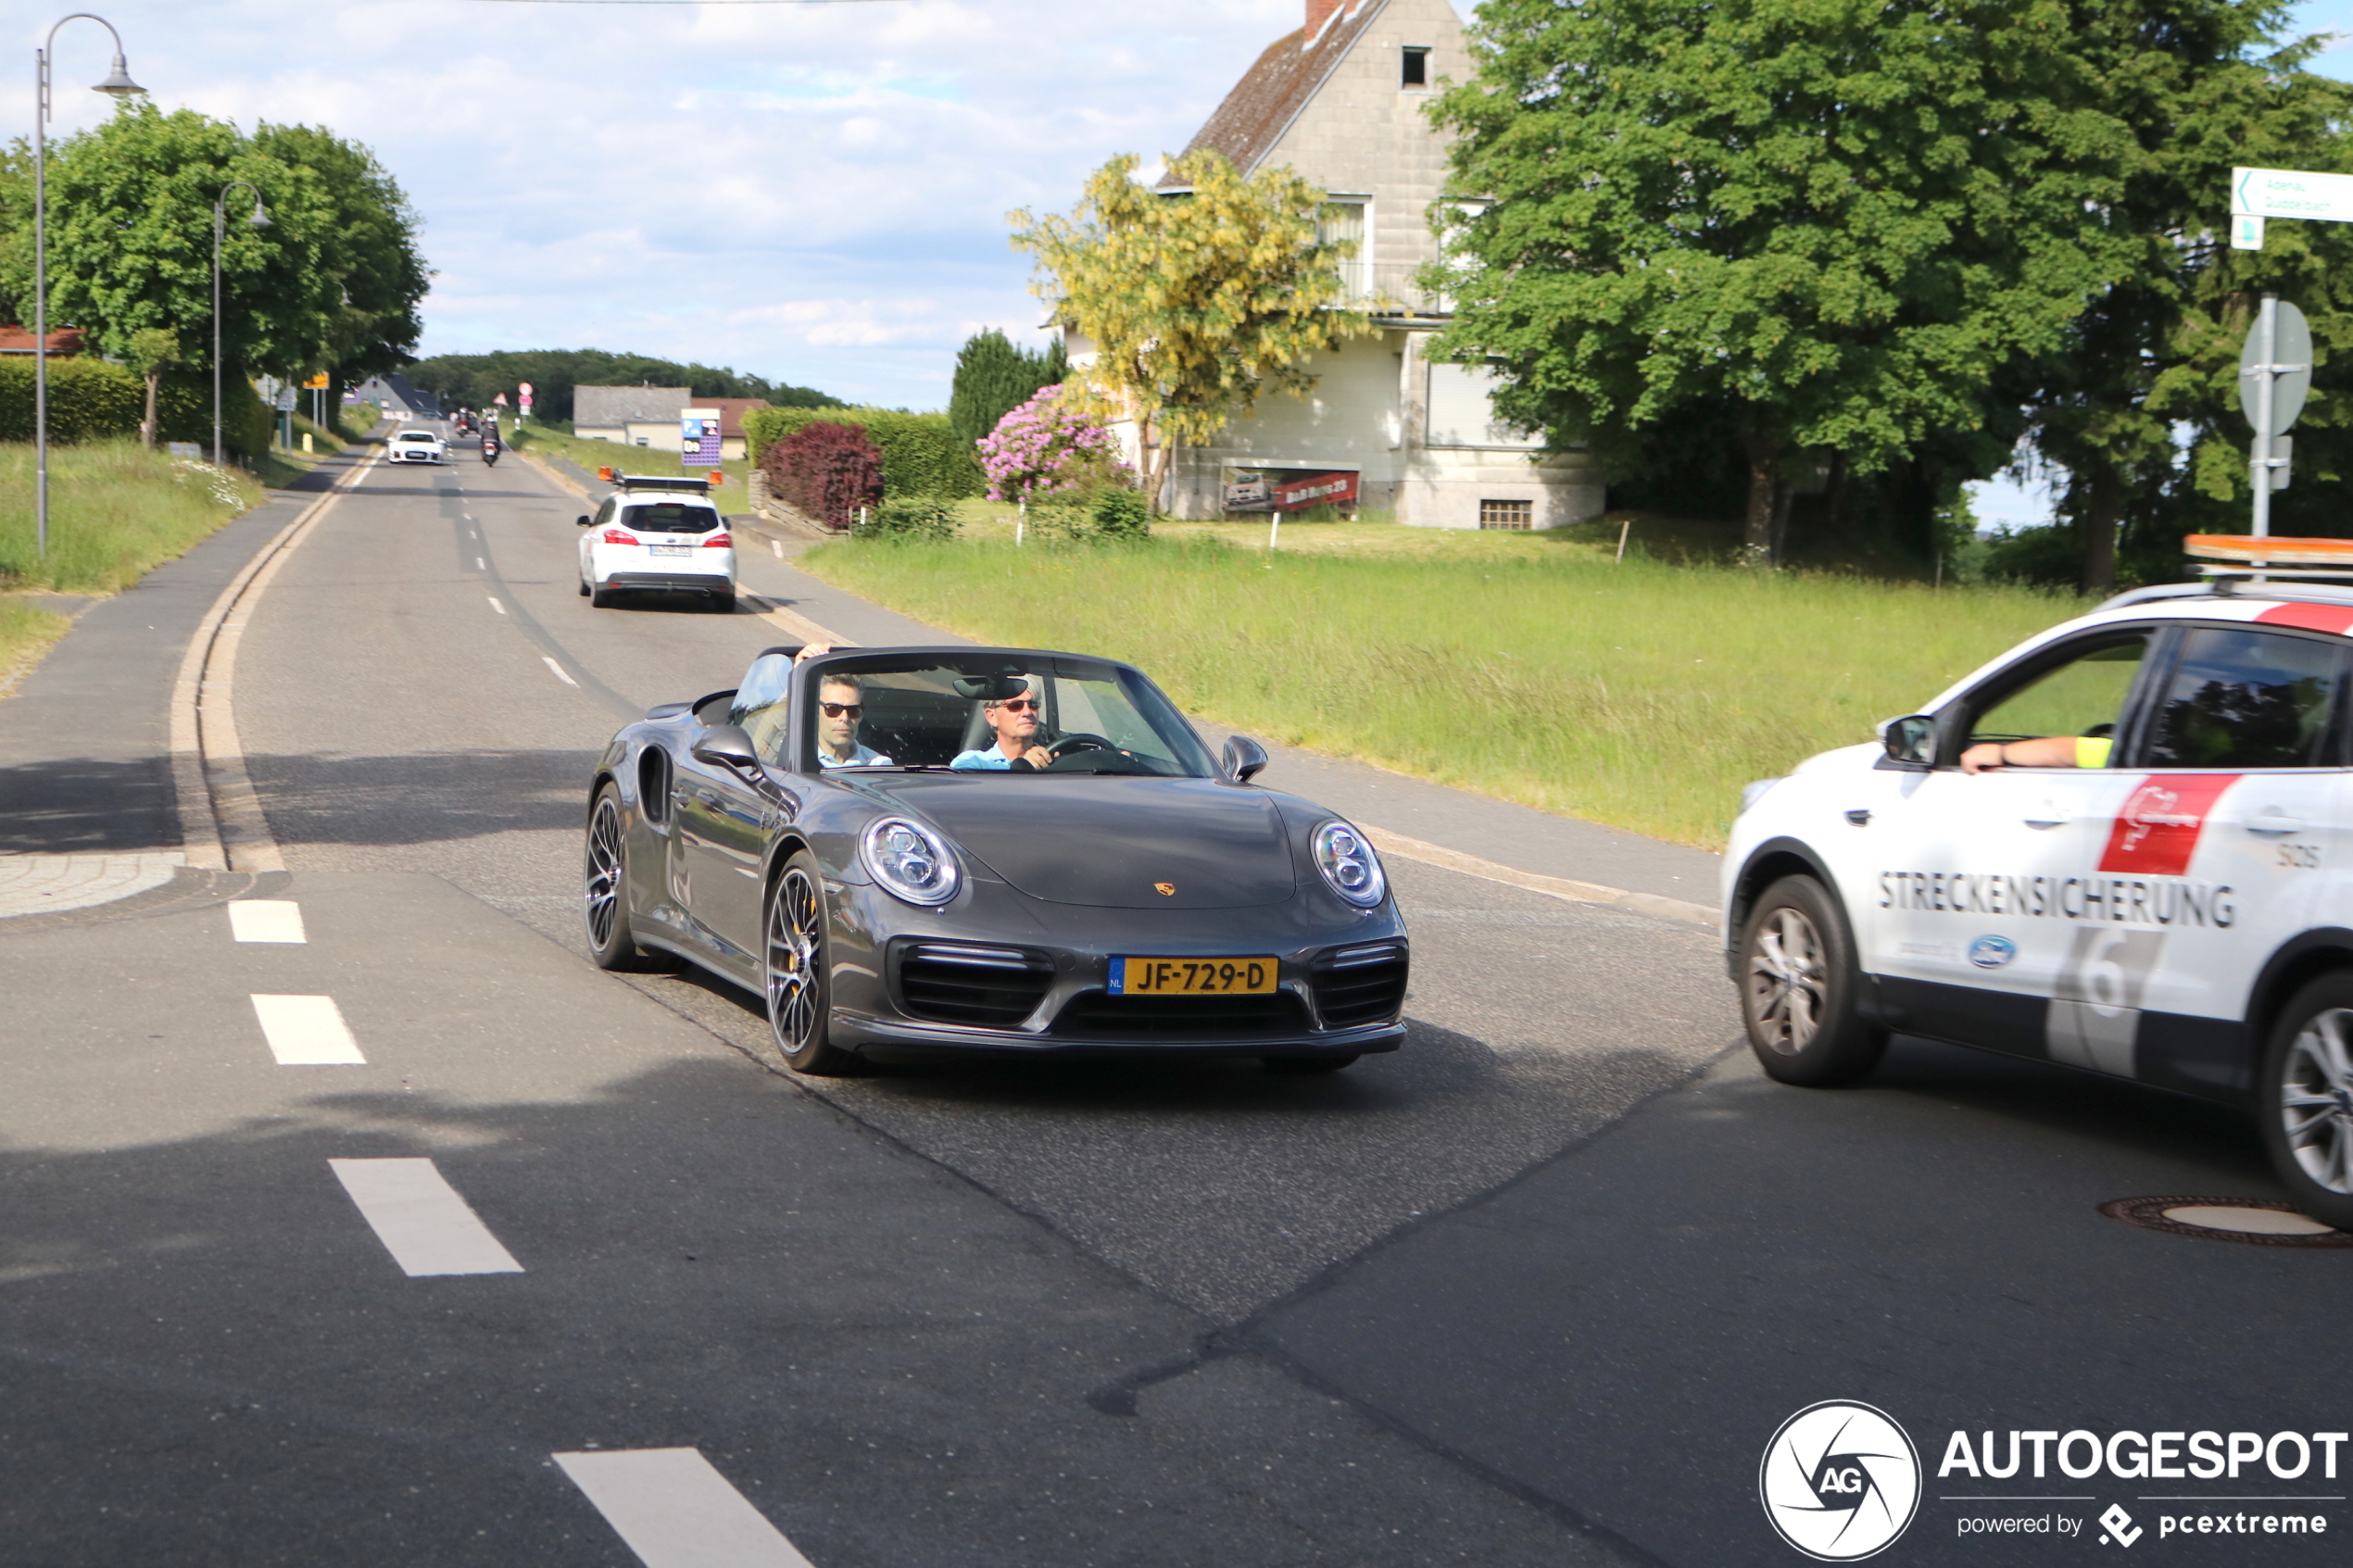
169, 446, 381, 872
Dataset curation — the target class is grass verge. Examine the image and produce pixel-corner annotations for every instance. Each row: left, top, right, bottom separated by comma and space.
0, 439, 261, 595
800, 534, 2091, 847
0, 601, 70, 702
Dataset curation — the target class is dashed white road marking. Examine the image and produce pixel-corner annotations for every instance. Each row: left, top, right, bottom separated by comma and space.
555, 1449, 815, 1568
543, 657, 579, 687
488, 596, 506, 615
476, 556, 487, 571
228, 899, 306, 943
250, 994, 365, 1065
328, 1159, 524, 1276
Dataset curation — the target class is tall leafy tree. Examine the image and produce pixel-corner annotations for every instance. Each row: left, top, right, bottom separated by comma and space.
251, 122, 429, 391
948, 328, 1066, 447
2022, 0, 2353, 591
1013, 149, 1371, 505
1427, 0, 2139, 563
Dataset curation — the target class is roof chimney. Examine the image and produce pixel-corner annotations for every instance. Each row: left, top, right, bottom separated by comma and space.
1306, 0, 1344, 39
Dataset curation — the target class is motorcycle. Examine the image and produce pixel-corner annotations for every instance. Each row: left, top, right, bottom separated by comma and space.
481, 435, 501, 468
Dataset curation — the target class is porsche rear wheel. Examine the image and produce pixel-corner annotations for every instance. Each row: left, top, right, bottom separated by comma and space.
585, 786, 673, 972
767, 852, 857, 1075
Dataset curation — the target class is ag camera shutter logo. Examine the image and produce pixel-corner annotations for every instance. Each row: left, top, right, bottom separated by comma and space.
1760, 1400, 1922, 1561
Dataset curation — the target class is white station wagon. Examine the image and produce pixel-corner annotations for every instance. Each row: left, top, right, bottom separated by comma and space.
576, 474, 736, 612
1726, 540, 2353, 1228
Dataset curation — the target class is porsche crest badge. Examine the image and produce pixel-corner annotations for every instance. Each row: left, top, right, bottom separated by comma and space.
1154, 883, 1176, 897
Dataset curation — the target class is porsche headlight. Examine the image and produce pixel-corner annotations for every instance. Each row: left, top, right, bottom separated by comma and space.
860, 817, 962, 906
1313, 822, 1387, 909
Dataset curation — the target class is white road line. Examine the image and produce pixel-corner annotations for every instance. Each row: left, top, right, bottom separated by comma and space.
249, 994, 365, 1065
228, 899, 306, 943
555, 1449, 815, 1568
543, 657, 578, 687
476, 556, 487, 570
488, 596, 506, 615
328, 1159, 523, 1276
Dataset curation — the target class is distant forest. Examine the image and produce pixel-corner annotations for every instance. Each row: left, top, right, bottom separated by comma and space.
405, 349, 837, 423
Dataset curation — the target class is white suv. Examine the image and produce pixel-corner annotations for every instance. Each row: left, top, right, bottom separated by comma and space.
576, 477, 736, 612
1726, 571, 2353, 1226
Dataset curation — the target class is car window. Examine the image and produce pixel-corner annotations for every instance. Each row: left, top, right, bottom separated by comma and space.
621, 502, 721, 535
592, 499, 615, 528
1967, 633, 2151, 759
2140, 626, 2344, 770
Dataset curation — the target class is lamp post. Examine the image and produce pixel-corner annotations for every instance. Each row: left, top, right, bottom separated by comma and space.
211, 183, 270, 467
32, 13, 145, 558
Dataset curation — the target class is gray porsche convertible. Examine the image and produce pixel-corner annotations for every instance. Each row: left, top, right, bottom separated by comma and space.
584, 644, 1410, 1074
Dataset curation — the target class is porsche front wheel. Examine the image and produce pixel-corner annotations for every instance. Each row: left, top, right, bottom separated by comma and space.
767, 852, 857, 1075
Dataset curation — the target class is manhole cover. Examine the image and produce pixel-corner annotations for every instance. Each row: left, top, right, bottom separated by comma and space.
2098, 1196, 2353, 1248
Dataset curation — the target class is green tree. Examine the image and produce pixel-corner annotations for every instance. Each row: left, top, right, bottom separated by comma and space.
948, 328, 1067, 447
250, 122, 429, 394
124, 326, 179, 448
1427, 0, 2139, 564
1012, 149, 1372, 506
2021, 1, 2353, 592
404, 348, 836, 423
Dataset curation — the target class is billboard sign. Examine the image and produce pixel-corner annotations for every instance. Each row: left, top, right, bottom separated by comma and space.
1222, 467, 1359, 516
681, 408, 723, 468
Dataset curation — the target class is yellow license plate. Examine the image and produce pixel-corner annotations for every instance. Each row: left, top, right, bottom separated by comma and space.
1111, 956, 1278, 996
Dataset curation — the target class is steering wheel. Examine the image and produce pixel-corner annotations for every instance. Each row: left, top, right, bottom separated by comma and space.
1043, 733, 1114, 760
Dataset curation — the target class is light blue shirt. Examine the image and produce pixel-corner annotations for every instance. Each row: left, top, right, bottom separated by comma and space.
819, 744, 893, 769
950, 747, 1015, 771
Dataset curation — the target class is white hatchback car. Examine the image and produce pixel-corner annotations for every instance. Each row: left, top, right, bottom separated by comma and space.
388, 428, 445, 464
576, 477, 736, 612
1726, 558, 2353, 1226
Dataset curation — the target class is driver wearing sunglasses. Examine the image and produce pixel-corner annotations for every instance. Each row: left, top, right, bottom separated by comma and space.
815, 672, 893, 768
950, 680, 1048, 771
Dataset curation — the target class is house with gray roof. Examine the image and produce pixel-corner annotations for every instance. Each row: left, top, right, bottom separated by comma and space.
1076, 0, 1600, 530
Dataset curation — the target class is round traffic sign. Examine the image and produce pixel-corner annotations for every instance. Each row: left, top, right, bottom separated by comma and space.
2239, 301, 2312, 435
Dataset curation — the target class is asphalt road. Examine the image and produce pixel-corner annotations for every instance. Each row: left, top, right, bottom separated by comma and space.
2, 439, 2347, 1566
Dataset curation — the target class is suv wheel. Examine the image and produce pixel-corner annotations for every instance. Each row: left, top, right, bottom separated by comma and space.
1739, 874, 1887, 1085
2258, 974, 2353, 1231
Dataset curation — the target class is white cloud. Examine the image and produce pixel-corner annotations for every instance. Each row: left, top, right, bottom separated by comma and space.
20, 0, 1441, 407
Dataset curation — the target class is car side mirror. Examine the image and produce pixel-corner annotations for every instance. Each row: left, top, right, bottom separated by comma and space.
1881, 714, 1935, 767
1223, 734, 1269, 784
690, 723, 760, 771
576, 515, 592, 528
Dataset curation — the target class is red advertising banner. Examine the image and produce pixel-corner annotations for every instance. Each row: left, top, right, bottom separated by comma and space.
1223, 467, 1360, 515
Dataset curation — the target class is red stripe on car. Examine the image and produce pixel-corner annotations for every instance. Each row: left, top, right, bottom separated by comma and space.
2254, 603, 2353, 634
2097, 774, 2240, 876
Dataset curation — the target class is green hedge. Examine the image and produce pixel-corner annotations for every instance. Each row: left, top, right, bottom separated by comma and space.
743, 406, 981, 498
0, 358, 272, 458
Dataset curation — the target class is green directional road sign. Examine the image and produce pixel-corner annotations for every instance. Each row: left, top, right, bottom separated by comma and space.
2234, 167, 2353, 223
2240, 299, 2312, 436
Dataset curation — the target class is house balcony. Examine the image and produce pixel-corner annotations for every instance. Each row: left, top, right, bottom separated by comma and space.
1333, 260, 1453, 319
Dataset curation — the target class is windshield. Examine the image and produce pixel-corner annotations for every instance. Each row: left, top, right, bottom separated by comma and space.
800, 654, 1215, 777
621, 502, 721, 535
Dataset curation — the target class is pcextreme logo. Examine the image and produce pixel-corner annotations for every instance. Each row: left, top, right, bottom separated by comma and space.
1760, 1400, 1923, 1561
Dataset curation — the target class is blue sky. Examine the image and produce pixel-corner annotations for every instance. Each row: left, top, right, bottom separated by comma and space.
20, 1, 1426, 408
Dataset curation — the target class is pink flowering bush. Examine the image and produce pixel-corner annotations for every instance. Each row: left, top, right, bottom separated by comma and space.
976, 384, 1132, 503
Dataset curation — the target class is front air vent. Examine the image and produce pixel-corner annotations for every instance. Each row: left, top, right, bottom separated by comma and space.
898, 942, 1054, 1028
1052, 990, 1310, 1040
1309, 942, 1408, 1028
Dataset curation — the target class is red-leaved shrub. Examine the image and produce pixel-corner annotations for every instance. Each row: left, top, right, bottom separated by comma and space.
762, 420, 884, 531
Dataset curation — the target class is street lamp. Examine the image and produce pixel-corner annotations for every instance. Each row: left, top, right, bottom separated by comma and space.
212, 183, 269, 467
32, 13, 145, 558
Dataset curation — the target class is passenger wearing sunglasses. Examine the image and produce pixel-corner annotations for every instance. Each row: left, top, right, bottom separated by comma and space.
950, 681, 1047, 771
815, 673, 893, 768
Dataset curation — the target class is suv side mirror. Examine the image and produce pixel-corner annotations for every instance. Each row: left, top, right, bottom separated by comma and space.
576, 515, 592, 527
1223, 734, 1269, 784
1881, 714, 1935, 767
690, 723, 760, 771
